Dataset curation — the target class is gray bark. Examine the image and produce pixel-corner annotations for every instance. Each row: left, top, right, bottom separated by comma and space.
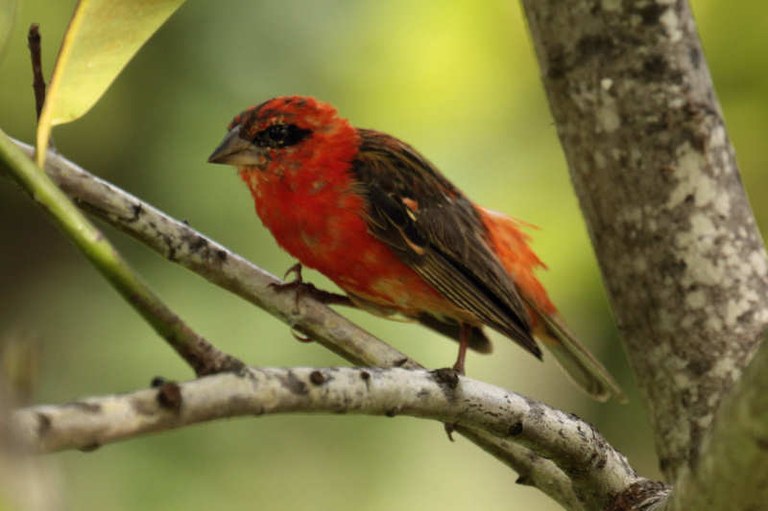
664, 333, 768, 510
521, 0, 768, 482
13, 366, 642, 510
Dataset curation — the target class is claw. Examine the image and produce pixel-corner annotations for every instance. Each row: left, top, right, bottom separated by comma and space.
282, 262, 304, 282
269, 263, 307, 312
443, 422, 456, 442
269, 262, 354, 313
290, 326, 314, 343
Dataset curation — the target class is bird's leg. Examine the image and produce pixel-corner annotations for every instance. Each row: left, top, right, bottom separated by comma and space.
271, 263, 353, 344
443, 325, 470, 441
439, 337, 467, 440
269, 263, 355, 311
452, 323, 471, 375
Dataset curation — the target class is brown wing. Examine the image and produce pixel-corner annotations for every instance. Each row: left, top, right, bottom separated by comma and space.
350, 129, 541, 359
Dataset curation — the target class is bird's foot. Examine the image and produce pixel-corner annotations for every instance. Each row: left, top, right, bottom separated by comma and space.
269, 263, 353, 314
443, 422, 457, 442
430, 368, 462, 442
432, 367, 461, 389
269, 263, 306, 294
289, 326, 314, 344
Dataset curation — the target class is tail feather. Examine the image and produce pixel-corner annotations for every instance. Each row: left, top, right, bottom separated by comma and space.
533, 308, 626, 403
480, 206, 625, 402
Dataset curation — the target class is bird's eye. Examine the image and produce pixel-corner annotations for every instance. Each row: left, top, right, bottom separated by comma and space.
256, 123, 312, 148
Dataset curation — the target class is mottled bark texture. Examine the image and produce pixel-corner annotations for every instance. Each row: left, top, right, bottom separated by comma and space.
665, 333, 768, 511
521, 0, 768, 482
13, 366, 642, 511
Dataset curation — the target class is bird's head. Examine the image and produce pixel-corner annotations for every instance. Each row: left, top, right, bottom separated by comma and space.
208, 96, 358, 174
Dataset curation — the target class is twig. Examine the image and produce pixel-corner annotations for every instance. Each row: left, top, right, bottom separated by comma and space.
456, 428, 586, 510
7, 141, 587, 508
12, 367, 654, 510
27, 24, 46, 121
0, 132, 243, 376
19, 142, 416, 369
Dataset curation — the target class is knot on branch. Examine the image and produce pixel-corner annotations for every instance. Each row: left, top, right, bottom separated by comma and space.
605, 479, 670, 511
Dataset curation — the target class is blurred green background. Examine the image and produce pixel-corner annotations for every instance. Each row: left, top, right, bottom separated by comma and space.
1, 1, 766, 510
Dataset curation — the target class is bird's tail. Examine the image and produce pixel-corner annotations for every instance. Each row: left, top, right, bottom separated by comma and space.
479, 207, 625, 402
530, 306, 626, 403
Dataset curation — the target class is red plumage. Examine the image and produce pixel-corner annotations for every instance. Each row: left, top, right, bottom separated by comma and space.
209, 96, 624, 402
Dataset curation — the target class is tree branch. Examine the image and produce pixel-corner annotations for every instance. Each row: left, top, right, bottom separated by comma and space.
13, 141, 416, 370
12, 367, 652, 510
521, 0, 768, 481
5, 141, 594, 509
0, 132, 242, 377
455, 428, 585, 511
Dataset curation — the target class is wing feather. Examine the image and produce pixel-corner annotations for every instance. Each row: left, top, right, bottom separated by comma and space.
351, 129, 541, 358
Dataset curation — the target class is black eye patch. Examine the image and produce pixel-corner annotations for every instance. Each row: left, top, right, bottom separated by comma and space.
254, 123, 312, 148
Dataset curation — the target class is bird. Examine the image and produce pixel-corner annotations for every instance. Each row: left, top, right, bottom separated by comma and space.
208, 95, 624, 402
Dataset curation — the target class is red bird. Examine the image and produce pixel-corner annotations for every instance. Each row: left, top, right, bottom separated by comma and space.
209, 96, 624, 402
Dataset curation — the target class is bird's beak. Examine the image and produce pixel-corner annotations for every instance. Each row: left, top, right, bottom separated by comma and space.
208, 125, 262, 165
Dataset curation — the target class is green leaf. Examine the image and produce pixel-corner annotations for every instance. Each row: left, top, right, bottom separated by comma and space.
0, 0, 17, 59
35, 0, 185, 166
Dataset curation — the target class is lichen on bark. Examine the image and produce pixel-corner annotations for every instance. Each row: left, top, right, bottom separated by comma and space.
521, 0, 768, 481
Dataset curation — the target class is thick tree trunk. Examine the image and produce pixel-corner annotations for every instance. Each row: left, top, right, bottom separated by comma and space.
665, 333, 768, 510
520, 0, 768, 482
